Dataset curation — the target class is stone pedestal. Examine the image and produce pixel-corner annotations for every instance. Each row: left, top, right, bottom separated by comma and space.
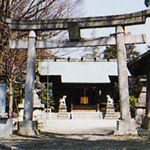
0, 118, 12, 137
114, 119, 137, 135
104, 104, 120, 119
18, 120, 38, 136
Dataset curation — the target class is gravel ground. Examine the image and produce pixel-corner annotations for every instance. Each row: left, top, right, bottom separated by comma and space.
0, 120, 150, 150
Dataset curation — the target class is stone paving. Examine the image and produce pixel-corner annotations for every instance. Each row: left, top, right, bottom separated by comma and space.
0, 120, 150, 150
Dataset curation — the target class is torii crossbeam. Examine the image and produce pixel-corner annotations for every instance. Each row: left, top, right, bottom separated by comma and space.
10, 33, 146, 49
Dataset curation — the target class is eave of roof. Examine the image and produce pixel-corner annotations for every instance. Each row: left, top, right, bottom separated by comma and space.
127, 50, 150, 76
38, 60, 130, 83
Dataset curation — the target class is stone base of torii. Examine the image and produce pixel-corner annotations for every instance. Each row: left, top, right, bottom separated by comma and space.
114, 120, 137, 136
18, 120, 38, 136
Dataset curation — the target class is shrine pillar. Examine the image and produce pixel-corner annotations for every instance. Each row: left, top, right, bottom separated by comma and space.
114, 26, 137, 135
18, 31, 38, 136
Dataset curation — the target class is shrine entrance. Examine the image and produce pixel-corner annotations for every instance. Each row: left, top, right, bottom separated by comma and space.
61, 83, 110, 112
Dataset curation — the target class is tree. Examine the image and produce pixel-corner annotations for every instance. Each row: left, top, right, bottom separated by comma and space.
145, 0, 150, 7
0, 0, 82, 117
103, 45, 117, 60
103, 44, 139, 61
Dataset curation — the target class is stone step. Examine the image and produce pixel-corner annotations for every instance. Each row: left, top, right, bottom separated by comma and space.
104, 116, 119, 120
106, 110, 116, 113
71, 112, 102, 120
57, 112, 70, 120
104, 112, 120, 120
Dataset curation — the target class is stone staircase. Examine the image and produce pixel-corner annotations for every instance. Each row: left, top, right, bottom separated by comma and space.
71, 111, 102, 120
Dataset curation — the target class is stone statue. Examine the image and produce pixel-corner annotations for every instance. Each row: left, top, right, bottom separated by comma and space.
59, 95, 67, 112
58, 95, 69, 119
107, 95, 114, 105
59, 95, 67, 106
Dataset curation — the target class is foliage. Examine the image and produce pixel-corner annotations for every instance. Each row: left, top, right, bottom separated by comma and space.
129, 96, 137, 118
113, 82, 120, 111
103, 46, 117, 60
128, 76, 142, 98
103, 44, 139, 61
11, 82, 24, 116
126, 44, 139, 62
128, 76, 142, 117
145, 0, 150, 7
39, 83, 55, 111
112, 81, 140, 117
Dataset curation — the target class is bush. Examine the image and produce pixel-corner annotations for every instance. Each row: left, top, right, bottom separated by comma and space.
129, 96, 137, 118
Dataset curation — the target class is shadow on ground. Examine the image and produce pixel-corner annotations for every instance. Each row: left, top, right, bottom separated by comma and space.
0, 131, 150, 150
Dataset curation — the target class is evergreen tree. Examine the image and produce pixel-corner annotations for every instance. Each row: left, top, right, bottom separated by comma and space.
103, 44, 139, 61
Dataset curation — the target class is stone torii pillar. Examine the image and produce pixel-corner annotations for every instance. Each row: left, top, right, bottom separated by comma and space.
24, 31, 36, 121
18, 31, 37, 136
114, 26, 137, 135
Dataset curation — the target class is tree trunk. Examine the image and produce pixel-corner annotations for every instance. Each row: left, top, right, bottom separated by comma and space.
0, 0, 4, 43
8, 79, 13, 118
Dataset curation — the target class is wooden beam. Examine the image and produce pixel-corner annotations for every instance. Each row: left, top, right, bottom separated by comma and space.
3, 9, 150, 31
9, 34, 146, 49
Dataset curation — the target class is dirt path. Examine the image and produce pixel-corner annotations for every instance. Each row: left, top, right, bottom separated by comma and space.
0, 120, 150, 150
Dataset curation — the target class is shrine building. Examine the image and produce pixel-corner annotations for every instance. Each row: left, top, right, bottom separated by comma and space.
38, 58, 131, 113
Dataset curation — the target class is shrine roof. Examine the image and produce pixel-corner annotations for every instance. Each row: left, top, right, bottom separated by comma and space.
127, 50, 150, 76
38, 60, 131, 83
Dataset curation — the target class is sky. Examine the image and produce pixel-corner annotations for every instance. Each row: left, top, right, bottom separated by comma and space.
80, 0, 149, 41
54, 0, 150, 58
81, 0, 146, 17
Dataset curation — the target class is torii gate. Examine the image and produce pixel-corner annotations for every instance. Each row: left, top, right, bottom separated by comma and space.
3, 9, 150, 136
